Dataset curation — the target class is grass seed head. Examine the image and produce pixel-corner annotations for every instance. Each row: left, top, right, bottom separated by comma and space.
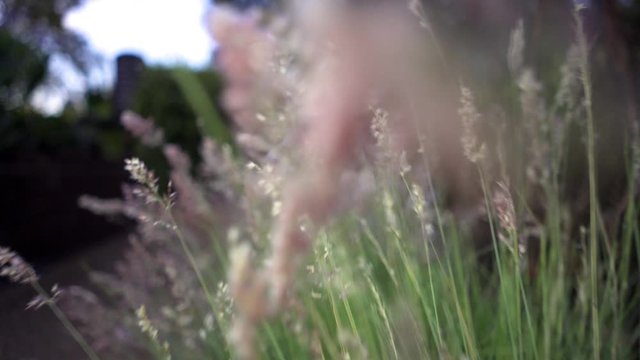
0, 246, 38, 284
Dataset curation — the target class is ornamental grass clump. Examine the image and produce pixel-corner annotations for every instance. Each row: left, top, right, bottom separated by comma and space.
4, 1, 635, 359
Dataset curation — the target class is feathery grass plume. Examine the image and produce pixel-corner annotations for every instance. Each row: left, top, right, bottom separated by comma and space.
507, 19, 525, 77
68, 226, 214, 356
370, 106, 408, 174
507, 19, 554, 188
410, 183, 428, 223
163, 144, 215, 228
0, 246, 38, 284
125, 157, 161, 204
60, 286, 145, 358
121, 111, 165, 147
382, 189, 400, 236
408, 0, 428, 29
124, 155, 229, 355
122, 157, 180, 232
125, 157, 158, 190
518, 70, 545, 127
78, 195, 153, 223
258, 0, 371, 315
459, 85, 486, 164
209, 5, 274, 134
550, 44, 582, 161
261, 0, 449, 318
554, 45, 582, 113
244, 160, 284, 217
371, 107, 390, 150
493, 181, 523, 255
518, 68, 551, 185
200, 138, 240, 202
1, 247, 101, 360
137, 305, 172, 360
236, 132, 271, 158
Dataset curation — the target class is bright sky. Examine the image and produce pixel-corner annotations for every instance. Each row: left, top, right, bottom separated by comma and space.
33, 0, 216, 114
64, 0, 214, 66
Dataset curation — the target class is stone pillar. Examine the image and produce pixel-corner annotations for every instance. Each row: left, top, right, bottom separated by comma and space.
113, 54, 145, 117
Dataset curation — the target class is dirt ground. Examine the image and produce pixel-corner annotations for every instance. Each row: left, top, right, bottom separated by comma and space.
0, 235, 129, 360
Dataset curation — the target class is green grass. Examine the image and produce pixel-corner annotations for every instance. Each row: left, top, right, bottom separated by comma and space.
172, 151, 637, 360
239, 175, 638, 359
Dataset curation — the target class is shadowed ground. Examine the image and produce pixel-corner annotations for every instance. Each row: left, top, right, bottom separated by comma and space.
0, 235, 128, 360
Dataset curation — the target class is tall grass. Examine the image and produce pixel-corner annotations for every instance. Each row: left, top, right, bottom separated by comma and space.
192, 5, 638, 359
56, 3, 640, 359
196, 167, 637, 359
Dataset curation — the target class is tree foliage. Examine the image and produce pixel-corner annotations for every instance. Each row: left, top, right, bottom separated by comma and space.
0, 0, 94, 74
0, 30, 48, 109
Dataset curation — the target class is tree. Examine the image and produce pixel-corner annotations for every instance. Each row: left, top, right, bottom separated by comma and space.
129, 66, 226, 183
0, 30, 48, 109
0, 0, 94, 74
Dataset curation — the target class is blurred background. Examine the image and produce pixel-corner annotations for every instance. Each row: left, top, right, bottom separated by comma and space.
0, 0, 638, 358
